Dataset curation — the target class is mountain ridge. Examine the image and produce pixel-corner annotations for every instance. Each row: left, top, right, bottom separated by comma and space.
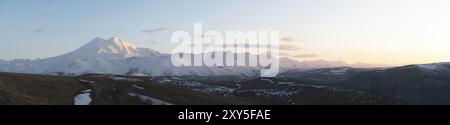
0, 37, 447, 77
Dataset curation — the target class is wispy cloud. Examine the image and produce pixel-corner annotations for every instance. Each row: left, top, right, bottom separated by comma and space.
141, 27, 170, 33
279, 36, 304, 51
279, 45, 302, 51
32, 28, 44, 33
207, 43, 303, 51
280, 36, 306, 43
292, 54, 319, 58
280, 53, 320, 59
280, 37, 296, 42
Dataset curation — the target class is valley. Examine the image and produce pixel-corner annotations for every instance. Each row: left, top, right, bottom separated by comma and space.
0, 72, 401, 105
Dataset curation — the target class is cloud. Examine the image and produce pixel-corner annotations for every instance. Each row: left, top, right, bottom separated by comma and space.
32, 28, 44, 33
279, 36, 304, 51
208, 44, 303, 51
280, 36, 306, 43
141, 27, 170, 33
280, 37, 296, 42
279, 45, 302, 51
292, 54, 320, 58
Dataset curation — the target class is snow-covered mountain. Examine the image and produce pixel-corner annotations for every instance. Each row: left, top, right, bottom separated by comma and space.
279, 58, 349, 70
413, 62, 450, 73
0, 37, 260, 76
60, 37, 160, 60
0, 37, 385, 77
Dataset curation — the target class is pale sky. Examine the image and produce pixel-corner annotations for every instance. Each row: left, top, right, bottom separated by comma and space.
1, 0, 450, 66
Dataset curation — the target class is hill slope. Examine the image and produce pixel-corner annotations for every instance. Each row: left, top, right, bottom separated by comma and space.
0, 72, 400, 105
340, 63, 450, 104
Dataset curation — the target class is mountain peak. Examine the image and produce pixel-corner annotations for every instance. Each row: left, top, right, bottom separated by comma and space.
92, 37, 106, 41
59, 37, 159, 60
87, 37, 135, 48
106, 37, 126, 44
108, 37, 120, 41
105, 37, 137, 49
88, 37, 135, 48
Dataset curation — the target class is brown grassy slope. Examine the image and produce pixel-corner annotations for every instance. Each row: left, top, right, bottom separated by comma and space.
0, 72, 81, 105
80, 76, 263, 105
0, 72, 262, 105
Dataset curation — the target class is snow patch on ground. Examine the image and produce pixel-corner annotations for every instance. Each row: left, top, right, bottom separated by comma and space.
132, 84, 145, 90
81, 89, 92, 93
329, 67, 351, 74
237, 89, 299, 97
261, 78, 276, 84
128, 93, 173, 105
278, 82, 296, 86
79, 79, 95, 84
298, 84, 326, 89
130, 73, 147, 76
191, 87, 236, 96
109, 76, 143, 82
235, 84, 242, 89
74, 90, 92, 105
156, 77, 236, 96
